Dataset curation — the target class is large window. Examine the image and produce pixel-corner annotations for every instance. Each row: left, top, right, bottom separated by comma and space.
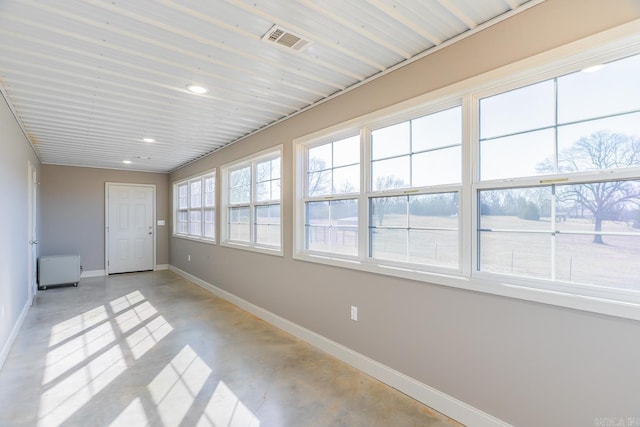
222, 147, 282, 254
174, 171, 216, 241
304, 135, 360, 256
298, 104, 462, 272
369, 107, 462, 270
295, 37, 640, 315
477, 53, 640, 292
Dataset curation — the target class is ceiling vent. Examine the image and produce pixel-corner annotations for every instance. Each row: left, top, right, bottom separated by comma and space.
262, 25, 310, 51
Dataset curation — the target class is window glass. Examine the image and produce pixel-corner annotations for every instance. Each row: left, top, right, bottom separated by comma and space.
412, 106, 462, 152
204, 176, 215, 207
480, 80, 555, 140
305, 200, 358, 256
229, 206, 250, 242
371, 107, 462, 189
370, 193, 459, 268
478, 182, 640, 290
557, 54, 640, 123
371, 122, 410, 160
480, 129, 555, 180
190, 180, 202, 208
223, 148, 282, 250
178, 184, 188, 209
255, 204, 281, 246
306, 135, 360, 196
174, 171, 215, 241
230, 166, 251, 204
412, 146, 461, 187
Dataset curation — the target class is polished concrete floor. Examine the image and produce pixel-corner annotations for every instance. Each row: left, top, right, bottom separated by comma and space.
0, 271, 461, 427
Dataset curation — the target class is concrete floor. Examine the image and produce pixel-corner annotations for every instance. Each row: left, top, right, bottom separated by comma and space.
0, 271, 461, 427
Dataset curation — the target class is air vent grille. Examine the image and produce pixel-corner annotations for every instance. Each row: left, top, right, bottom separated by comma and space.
262, 25, 310, 51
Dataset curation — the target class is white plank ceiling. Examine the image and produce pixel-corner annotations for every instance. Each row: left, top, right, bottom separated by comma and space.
0, 0, 536, 173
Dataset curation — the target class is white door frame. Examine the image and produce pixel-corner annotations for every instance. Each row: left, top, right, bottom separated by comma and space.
105, 182, 156, 275
27, 161, 38, 303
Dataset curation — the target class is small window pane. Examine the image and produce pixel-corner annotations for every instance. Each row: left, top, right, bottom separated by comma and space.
229, 206, 250, 242
479, 232, 551, 279
307, 170, 331, 197
333, 164, 359, 193
408, 229, 458, 268
480, 79, 555, 139
177, 211, 188, 234
190, 181, 202, 208
371, 156, 410, 190
555, 234, 639, 289
412, 106, 462, 152
557, 114, 640, 173
189, 210, 202, 236
558, 54, 640, 124
480, 129, 555, 180
305, 200, 358, 255
178, 184, 188, 209
479, 188, 551, 226
371, 196, 407, 227
372, 121, 410, 160
409, 193, 459, 221
412, 146, 461, 186
255, 204, 281, 246
308, 144, 332, 172
230, 167, 251, 204
333, 135, 360, 167
204, 208, 215, 239
371, 228, 407, 262
204, 176, 215, 207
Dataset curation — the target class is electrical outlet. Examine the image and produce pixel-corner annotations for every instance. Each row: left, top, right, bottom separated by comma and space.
350, 305, 358, 321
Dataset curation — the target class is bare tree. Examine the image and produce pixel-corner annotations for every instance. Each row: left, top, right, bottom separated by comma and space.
307, 158, 330, 196
538, 130, 640, 244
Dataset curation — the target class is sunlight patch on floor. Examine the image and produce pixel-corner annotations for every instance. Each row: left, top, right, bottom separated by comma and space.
37, 290, 175, 427
109, 397, 148, 427
115, 301, 158, 333
148, 345, 212, 426
109, 290, 145, 314
43, 321, 116, 385
48, 306, 108, 347
198, 380, 261, 427
126, 315, 173, 360
38, 345, 127, 427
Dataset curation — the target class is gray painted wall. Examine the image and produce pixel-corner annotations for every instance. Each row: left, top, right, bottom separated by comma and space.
41, 165, 169, 271
0, 93, 41, 366
169, 1, 640, 426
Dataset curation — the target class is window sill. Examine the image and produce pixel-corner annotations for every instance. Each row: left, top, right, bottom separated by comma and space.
172, 234, 216, 245
221, 241, 283, 257
293, 251, 640, 321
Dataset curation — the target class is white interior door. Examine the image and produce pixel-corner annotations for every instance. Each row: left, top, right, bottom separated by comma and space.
106, 183, 155, 274
27, 162, 37, 302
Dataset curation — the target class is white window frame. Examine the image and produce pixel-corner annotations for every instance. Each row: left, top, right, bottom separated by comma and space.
295, 99, 466, 276
220, 145, 283, 256
294, 21, 640, 321
173, 169, 216, 243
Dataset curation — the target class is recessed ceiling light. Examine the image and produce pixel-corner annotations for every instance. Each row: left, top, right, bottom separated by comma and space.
142, 137, 155, 143
581, 64, 605, 73
187, 84, 209, 94
122, 160, 132, 164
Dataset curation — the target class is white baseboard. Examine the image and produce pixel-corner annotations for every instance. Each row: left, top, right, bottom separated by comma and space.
155, 264, 169, 271
168, 265, 510, 427
0, 297, 30, 372
80, 269, 105, 278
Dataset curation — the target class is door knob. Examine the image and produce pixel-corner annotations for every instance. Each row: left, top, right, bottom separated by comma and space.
29, 240, 38, 245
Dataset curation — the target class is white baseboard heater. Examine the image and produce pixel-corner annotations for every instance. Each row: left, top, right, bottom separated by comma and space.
38, 255, 81, 290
